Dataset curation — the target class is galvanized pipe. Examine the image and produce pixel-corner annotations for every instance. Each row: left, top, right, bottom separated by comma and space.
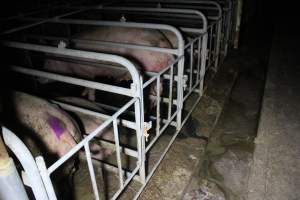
2, 127, 49, 200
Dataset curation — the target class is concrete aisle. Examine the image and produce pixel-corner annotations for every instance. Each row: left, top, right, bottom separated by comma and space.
247, 25, 300, 200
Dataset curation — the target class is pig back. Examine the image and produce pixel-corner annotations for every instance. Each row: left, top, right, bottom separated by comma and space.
4, 91, 81, 158
73, 26, 175, 72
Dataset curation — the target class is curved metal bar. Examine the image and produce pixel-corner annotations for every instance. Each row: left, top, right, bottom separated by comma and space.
114, 0, 222, 19
2, 127, 49, 200
2, 41, 141, 90
99, 6, 207, 31
0, 8, 91, 35
38, 18, 184, 53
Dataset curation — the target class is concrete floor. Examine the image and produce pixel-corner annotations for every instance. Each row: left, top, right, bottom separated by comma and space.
182, 19, 272, 200
246, 25, 300, 200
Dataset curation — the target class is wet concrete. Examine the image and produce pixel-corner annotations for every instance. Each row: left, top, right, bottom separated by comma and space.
182, 22, 271, 199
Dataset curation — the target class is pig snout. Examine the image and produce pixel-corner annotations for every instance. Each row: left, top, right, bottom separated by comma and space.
80, 114, 115, 159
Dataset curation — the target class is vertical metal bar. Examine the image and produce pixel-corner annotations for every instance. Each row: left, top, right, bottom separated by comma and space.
234, 0, 243, 49
200, 33, 208, 96
2, 128, 49, 200
35, 156, 57, 200
156, 76, 161, 136
133, 79, 146, 183
113, 119, 124, 187
189, 43, 194, 91
209, 26, 213, 68
196, 38, 201, 94
214, 19, 222, 71
168, 65, 174, 120
84, 143, 100, 200
176, 56, 185, 131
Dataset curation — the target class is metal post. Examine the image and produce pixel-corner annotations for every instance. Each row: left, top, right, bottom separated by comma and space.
214, 19, 222, 71
200, 33, 208, 96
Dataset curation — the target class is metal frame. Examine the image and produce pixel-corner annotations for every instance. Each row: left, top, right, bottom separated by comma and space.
2, 40, 146, 200
110, 0, 234, 63
0, 1, 234, 199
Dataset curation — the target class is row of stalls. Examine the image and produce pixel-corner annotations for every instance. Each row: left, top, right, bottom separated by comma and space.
0, 0, 237, 199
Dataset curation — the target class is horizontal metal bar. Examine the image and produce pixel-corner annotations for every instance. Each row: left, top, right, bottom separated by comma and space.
182, 95, 201, 126
88, 137, 138, 158
121, 0, 222, 19
47, 97, 137, 174
133, 103, 196, 199
0, 8, 90, 35
51, 100, 138, 130
78, 154, 142, 186
149, 115, 177, 128
146, 71, 188, 83
10, 65, 134, 97
111, 165, 140, 200
2, 41, 141, 87
149, 95, 177, 105
180, 27, 205, 34
146, 111, 177, 152
25, 34, 179, 55
22, 17, 184, 46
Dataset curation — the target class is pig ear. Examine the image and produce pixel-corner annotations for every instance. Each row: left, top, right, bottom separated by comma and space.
46, 114, 66, 139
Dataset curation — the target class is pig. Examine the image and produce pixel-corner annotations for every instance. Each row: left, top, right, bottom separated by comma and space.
2, 91, 111, 160
3, 91, 80, 158
55, 96, 116, 160
43, 26, 175, 102
2, 91, 116, 198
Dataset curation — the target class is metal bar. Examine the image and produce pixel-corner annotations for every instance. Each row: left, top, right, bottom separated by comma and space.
2, 41, 140, 85
2, 128, 49, 200
209, 26, 213, 68
25, 34, 179, 55
47, 97, 137, 174
0, 8, 91, 35
156, 76, 161, 136
51, 100, 138, 130
10, 65, 134, 97
214, 19, 222, 70
168, 66, 174, 120
145, 111, 178, 152
20, 18, 184, 48
183, 78, 201, 102
149, 115, 177, 127
84, 143, 100, 200
196, 38, 202, 89
83, 135, 138, 158
134, 93, 146, 183
189, 43, 194, 91
133, 106, 193, 200
112, 0, 222, 19
200, 33, 208, 96
111, 166, 140, 200
113, 119, 124, 187
79, 152, 141, 182
35, 157, 57, 200
182, 95, 201, 126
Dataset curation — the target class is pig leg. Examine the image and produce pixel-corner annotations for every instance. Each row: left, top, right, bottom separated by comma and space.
81, 88, 96, 101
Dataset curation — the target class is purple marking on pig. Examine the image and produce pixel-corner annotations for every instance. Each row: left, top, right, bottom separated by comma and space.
47, 116, 65, 139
